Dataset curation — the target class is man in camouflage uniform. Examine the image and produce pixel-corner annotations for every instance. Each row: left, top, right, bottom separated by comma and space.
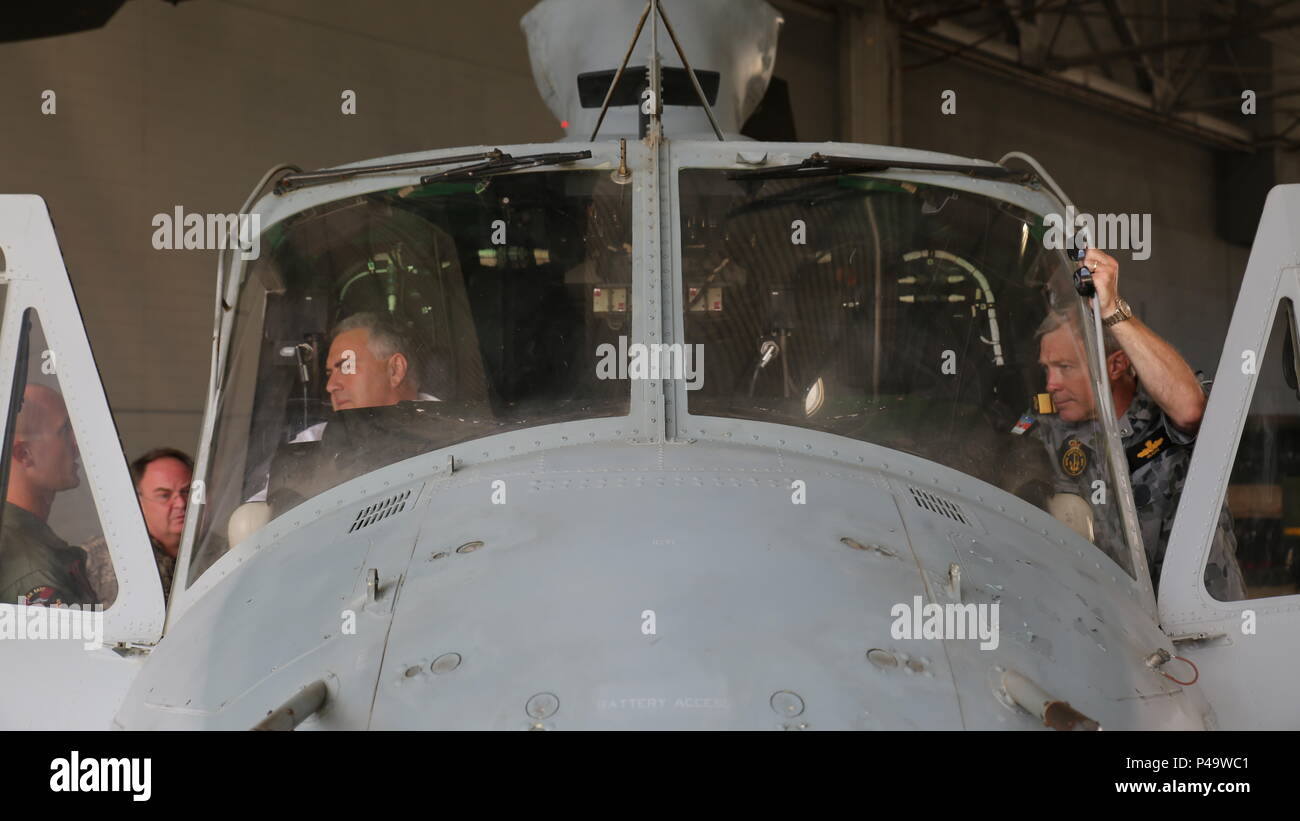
83, 448, 189, 607
0, 385, 97, 606
1032, 248, 1244, 601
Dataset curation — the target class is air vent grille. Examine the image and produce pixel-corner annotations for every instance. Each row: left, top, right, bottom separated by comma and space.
908, 486, 970, 526
348, 490, 411, 533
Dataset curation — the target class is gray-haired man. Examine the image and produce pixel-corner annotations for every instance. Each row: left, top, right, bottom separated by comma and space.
292, 312, 439, 443
1033, 249, 1244, 601
248, 314, 437, 502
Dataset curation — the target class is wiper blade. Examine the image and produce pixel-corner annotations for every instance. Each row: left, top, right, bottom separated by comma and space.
726, 152, 1035, 183
276, 150, 508, 194
275, 149, 595, 194
420, 149, 593, 183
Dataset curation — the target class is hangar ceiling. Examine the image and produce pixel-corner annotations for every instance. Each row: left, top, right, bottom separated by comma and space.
779, 0, 1300, 150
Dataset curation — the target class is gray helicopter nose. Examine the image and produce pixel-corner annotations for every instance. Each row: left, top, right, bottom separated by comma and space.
369, 442, 963, 729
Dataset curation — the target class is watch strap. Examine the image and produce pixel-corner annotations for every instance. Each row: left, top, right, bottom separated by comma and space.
1102, 298, 1132, 327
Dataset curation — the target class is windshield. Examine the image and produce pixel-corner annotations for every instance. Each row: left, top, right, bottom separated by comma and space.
679, 168, 1133, 574
189, 169, 633, 580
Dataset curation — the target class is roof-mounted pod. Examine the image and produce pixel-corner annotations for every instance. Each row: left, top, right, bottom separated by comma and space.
521, 0, 783, 141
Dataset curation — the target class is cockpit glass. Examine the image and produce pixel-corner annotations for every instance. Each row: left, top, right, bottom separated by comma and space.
679, 168, 1134, 576
189, 170, 632, 581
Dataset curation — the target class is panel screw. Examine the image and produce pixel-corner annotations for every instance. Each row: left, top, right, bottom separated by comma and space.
526, 692, 559, 719
770, 690, 804, 717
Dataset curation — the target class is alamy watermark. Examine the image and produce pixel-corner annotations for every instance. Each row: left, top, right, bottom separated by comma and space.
50, 751, 151, 801
596, 335, 704, 390
0, 600, 104, 650
151, 206, 260, 261
890, 595, 1000, 650
1043, 205, 1152, 261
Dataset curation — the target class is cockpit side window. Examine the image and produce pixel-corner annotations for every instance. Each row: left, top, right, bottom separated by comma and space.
0, 309, 116, 610
189, 170, 633, 582
1213, 298, 1300, 601
678, 169, 1133, 575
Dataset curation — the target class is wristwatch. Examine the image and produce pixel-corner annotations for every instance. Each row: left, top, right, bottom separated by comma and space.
1102, 297, 1133, 327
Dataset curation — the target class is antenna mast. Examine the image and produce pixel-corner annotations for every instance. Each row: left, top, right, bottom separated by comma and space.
589, 0, 725, 142
648, 0, 663, 143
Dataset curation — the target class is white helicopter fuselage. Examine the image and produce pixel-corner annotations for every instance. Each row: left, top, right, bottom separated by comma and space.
4, 0, 1298, 732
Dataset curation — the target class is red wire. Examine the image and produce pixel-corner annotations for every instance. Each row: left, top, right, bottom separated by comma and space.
1160, 655, 1199, 686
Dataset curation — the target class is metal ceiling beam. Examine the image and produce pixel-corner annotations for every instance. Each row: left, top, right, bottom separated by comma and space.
1051, 11, 1300, 69
1163, 42, 1214, 111
902, 2, 987, 28
1100, 0, 1158, 93
1071, 0, 1116, 80
904, 18, 1253, 150
990, 0, 1024, 47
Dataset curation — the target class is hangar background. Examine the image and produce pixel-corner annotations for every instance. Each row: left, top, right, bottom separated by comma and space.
1, 0, 1297, 459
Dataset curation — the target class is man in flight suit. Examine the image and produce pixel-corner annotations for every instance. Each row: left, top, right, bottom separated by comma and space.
0, 384, 97, 606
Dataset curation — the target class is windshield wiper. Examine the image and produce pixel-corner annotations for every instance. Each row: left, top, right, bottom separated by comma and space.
726, 153, 1035, 183
277, 150, 504, 194
420, 149, 593, 183
274, 149, 593, 194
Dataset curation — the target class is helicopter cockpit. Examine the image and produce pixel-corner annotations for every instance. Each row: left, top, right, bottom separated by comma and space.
676, 166, 1132, 572
190, 168, 634, 578
186, 155, 1136, 590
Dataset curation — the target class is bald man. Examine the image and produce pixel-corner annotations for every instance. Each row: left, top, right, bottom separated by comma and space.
0, 384, 97, 606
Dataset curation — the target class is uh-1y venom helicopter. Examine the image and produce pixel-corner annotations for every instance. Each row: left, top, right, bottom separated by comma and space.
1, 0, 1298, 730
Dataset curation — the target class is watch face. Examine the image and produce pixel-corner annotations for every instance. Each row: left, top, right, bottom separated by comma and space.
1106, 301, 1130, 325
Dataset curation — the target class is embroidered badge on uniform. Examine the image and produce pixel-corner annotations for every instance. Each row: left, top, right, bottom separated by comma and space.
1060, 437, 1088, 477
1011, 414, 1036, 435
1136, 437, 1164, 459
22, 586, 57, 606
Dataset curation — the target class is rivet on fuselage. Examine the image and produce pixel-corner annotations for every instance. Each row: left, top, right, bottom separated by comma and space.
770, 690, 805, 717
526, 692, 559, 719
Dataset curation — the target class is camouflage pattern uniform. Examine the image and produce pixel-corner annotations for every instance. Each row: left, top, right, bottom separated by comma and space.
1033, 375, 1245, 601
0, 502, 98, 606
82, 534, 176, 608
1030, 412, 1130, 570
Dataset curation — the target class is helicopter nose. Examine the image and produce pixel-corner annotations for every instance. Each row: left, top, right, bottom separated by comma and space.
110, 439, 1188, 729
366, 443, 966, 729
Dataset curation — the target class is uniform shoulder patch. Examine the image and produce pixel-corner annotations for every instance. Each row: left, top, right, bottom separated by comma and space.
22, 586, 59, 606
1011, 414, 1036, 435
1059, 437, 1089, 477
